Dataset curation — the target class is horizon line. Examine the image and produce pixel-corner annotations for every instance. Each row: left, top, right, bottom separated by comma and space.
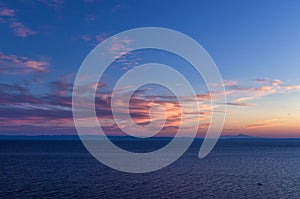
1, 134, 300, 140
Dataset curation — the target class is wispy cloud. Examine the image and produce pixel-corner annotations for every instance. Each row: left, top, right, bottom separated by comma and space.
80, 34, 143, 71
253, 78, 269, 83
0, 8, 15, 17
254, 78, 283, 86
107, 36, 132, 58
10, 22, 36, 38
0, 77, 208, 136
80, 34, 92, 42
226, 102, 253, 107
95, 32, 110, 43
79, 32, 110, 44
37, 0, 65, 10
1, 75, 299, 136
0, 52, 49, 73
283, 85, 300, 91
270, 79, 282, 86
246, 119, 284, 129
225, 78, 300, 106
0, 7, 36, 38
223, 80, 238, 87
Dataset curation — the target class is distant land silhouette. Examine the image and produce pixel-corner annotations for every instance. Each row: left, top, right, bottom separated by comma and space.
220, 134, 255, 139
0, 134, 296, 140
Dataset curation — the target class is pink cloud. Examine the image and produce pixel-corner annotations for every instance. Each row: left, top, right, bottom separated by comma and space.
10, 22, 36, 38
225, 78, 300, 107
95, 32, 109, 43
246, 119, 284, 129
24, 60, 48, 72
80, 34, 92, 42
254, 78, 283, 86
0, 52, 49, 73
271, 79, 282, 86
80, 32, 110, 44
253, 85, 275, 96
0, 8, 15, 17
223, 80, 238, 87
283, 85, 300, 91
0, 7, 36, 38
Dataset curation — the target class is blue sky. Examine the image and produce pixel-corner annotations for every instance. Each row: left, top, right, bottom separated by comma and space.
0, 0, 300, 137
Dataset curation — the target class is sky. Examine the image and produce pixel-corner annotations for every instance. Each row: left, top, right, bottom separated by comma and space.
0, 0, 300, 138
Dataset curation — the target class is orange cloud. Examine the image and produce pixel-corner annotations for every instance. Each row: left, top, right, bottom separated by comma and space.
271, 79, 283, 86
0, 52, 49, 73
246, 119, 284, 129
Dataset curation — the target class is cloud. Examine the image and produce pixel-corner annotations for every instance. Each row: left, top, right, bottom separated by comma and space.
283, 85, 300, 91
80, 34, 92, 42
37, 0, 65, 10
254, 78, 269, 83
223, 80, 238, 87
226, 102, 253, 107
0, 8, 15, 17
80, 33, 131, 57
271, 79, 282, 86
51, 80, 73, 97
254, 78, 283, 86
253, 85, 275, 96
246, 119, 284, 129
79, 33, 142, 70
10, 22, 36, 38
107, 36, 132, 58
79, 32, 110, 44
225, 78, 300, 107
95, 32, 109, 43
0, 80, 74, 134
0, 80, 97, 129
0, 78, 208, 136
0, 52, 49, 73
1, 75, 300, 136
0, 7, 36, 38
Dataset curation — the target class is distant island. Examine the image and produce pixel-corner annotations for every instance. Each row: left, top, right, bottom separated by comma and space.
220, 134, 255, 139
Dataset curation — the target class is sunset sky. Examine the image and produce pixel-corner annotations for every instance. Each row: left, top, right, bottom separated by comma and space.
1, 0, 300, 138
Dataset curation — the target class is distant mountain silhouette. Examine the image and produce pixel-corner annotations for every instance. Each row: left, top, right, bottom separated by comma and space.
221, 134, 255, 139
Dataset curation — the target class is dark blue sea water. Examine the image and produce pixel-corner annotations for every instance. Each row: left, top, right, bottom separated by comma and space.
1, 138, 300, 198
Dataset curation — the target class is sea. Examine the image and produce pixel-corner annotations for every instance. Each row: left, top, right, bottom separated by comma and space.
1, 137, 300, 198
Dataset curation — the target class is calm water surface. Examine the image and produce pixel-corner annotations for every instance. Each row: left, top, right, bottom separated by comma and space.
0, 139, 300, 198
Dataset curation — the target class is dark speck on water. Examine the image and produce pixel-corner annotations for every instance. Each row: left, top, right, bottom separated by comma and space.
1, 138, 300, 198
